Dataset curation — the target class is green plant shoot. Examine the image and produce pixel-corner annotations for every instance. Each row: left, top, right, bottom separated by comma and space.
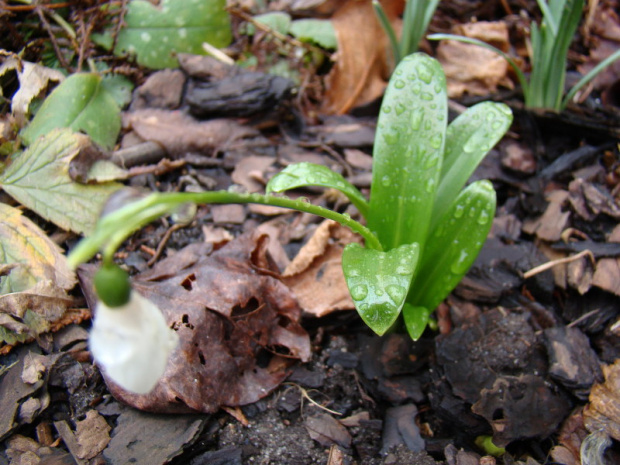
68, 53, 512, 341
429, 0, 620, 112
373, 0, 440, 65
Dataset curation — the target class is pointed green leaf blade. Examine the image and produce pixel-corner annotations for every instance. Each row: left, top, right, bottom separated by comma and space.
414, 180, 496, 312
342, 242, 419, 336
0, 129, 122, 235
21, 73, 121, 150
368, 53, 447, 251
266, 162, 369, 218
433, 102, 511, 227
402, 304, 430, 341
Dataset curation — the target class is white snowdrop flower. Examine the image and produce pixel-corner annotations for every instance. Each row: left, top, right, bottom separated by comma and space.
89, 291, 179, 394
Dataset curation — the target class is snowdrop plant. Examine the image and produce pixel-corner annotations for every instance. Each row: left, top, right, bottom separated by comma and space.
69, 53, 511, 342
89, 263, 178, 394
429, 0, 620, 112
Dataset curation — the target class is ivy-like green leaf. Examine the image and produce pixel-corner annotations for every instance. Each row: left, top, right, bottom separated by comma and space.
110, 0, 231, 69
21, 73, 121, 150
432, 102, 512, 227
402, 304, 430, 341
413, 180, 496, 312
266, 162, 369, 218
0, 129, 122, 235
368, 53, 447, 251
250, 12, 291, 35
342, 242, 419, 336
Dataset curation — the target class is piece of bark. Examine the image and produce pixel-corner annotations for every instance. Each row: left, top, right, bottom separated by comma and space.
130, 69, 185, 111
381, 404, 425, 454
544, 326, 603, 400
522, 190, 570, 241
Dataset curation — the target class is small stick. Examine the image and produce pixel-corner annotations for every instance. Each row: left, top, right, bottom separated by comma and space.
523, 249, 595, 279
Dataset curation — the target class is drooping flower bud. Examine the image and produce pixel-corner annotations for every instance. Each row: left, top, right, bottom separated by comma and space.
90, 266, 178, 394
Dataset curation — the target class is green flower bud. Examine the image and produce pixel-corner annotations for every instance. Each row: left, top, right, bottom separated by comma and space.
94, 264, 131, 307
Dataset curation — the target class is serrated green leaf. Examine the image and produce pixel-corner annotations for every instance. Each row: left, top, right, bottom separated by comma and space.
110, 0, 231, 69
21, 73, 121, 150
266, 162, 369, 218
368, 53, 447, 251
0, 203, 76, 294
414, 180, 496, 311
0, 129, 122, 235
289, 19, 337, 49
402, 304, 430, 341
432, 102, 512, 227
342, 242, 419, 336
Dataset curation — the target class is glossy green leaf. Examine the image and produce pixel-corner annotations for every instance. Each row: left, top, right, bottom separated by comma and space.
109, 0, 231, 69
266, 162, 369, 218
414, 180, 496, 312
432, 102, 512, 227
402, 304, 430, 341
21, 73, 121, 150
0, 129, 122, 235
342, 242, 419, 336
368, 53, 447, 251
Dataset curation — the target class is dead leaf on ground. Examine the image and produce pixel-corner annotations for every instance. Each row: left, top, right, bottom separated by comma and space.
583, 359, 620, 441
322, 0, 403, 114
522, 190, 571, 241
122, 109, 259, 157
578, 3, 620, 104
54, 410, 111, 463
282, 220, 361, 317
592, 224, 620, 296
102, 407, 204, 465
231, 155, 274, 192
436, 21, 514, 98
78, 233, 311, 413
0, 58, 65, 125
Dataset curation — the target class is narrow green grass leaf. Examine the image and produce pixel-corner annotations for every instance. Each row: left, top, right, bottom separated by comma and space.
266, 162, 369, 218
368, 53, 447, 251
342, 242, 419, 336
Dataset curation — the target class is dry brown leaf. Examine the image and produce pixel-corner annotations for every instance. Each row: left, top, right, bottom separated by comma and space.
79, 233, 310, 414
122, 109, 258, 157
282, 220, 361, 317
230, 155, 274, 193
322, 0, 403, 114
436, 21, 514, 98
584, 359, 620, 441
592, 224, 620, 296
522, 190, 571, 242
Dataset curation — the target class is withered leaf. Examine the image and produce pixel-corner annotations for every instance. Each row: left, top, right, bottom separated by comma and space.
584, 359, 620, 441
79, 232, 310, 413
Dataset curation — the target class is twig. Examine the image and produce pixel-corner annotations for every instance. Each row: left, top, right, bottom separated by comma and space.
146, 223, 185, 267
522, 249, 595, 279
35, 5, 72, 72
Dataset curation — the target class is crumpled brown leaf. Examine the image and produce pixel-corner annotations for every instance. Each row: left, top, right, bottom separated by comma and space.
282, 220, 361, 317
436, 21, 514, 98
592, 224, 620, 296
583, 359, 620, 441
79, 232, 311, 413
322, 0, 403, 114
122, 109, 259, 157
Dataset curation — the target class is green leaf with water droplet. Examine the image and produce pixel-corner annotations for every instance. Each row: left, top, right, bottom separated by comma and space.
368, 53, 447, 251
413, 180, 496, 312
342, 242, 419, 336
432, 102, 512, 228
402, 304, 430, 341
95, 0, 231, 70
266, 162, 369, 218
21, 73, 121, 150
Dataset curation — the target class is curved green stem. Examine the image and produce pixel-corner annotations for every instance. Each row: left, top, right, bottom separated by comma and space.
68, 190, 382, 268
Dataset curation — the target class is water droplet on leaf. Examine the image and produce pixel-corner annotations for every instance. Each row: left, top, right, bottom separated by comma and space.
386, 284, 406, 303
351, 284, 368, 301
